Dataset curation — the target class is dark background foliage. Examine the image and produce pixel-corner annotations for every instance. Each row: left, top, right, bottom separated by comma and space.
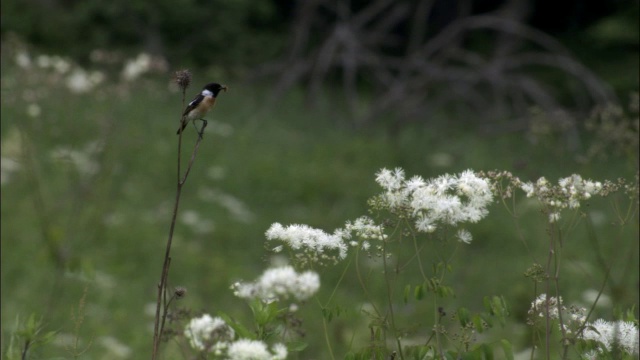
3, 0, 637, 125
2, 0, 636, 70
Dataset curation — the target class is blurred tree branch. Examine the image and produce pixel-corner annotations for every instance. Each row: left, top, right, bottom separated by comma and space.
251, 0, 617, 132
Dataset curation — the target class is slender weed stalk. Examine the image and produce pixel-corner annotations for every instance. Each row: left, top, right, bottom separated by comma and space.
66, 286, 93, 358
151, 70, 208, 359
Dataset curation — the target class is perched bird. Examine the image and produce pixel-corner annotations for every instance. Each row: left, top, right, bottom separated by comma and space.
177, 82, 227, 136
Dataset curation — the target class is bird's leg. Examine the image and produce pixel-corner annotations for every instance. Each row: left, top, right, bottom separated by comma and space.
196, 118, 208, 139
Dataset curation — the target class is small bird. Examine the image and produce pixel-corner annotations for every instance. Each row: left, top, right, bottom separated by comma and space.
177, 82, 227, 136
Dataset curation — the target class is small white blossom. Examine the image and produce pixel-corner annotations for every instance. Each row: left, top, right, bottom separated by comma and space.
528, 294, 563, 320
456, 229, 473, 244
15, 51, 31, 68
414, 214, 436, 233
408, 170, 492, 232
184, 314, 235, 353
1, 157, 21, 186
26, 103, 41, 117
227, 339, 287, 360
232, 266, 320, 302
521, 174, 603, 223
66, 69, 104, 93
122, 53, 151, 81
375, 167, 405, 191
266, 223, 347, 265
344, 216, 386, 241
271, 343, 288, 360
50, 141, 103, 179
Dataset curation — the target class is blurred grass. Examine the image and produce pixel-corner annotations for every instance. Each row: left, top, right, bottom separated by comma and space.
1, 49, 638, 359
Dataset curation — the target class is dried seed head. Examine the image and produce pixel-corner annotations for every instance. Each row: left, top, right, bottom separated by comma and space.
174, 286, 187, 299
174, 70, 192, 91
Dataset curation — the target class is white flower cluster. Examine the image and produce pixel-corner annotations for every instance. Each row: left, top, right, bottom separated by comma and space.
343, 216, 387, 251
266, 216, 389, 263
581, 319, 639, 356
527, 293, 589, 336
265, 169, 492, 264
528, 294, 638, 356
227, 339, 287, 360
232, 266, 320, 302
266, 223, 348, 265
375, 168, 493, 236
50, 141, 104, 179
66, 69, 105, 93
520, 174, 603, 222
184, 314, 235, 354
14, 50, 105, 94
528, 293, 566, 321
184, 315, 288, 359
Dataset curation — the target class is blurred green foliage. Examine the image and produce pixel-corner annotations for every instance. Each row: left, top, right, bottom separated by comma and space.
1, 35, 637, 358
1, 0, 286, 68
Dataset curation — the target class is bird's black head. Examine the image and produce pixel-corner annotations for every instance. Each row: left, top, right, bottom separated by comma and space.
203, 83, 228, 97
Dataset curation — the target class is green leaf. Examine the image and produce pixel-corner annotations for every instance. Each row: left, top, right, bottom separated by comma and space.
480, 313, 494, 328
480, 343, 494, 358
437, 285, 455, 298
287, 340, 308, 352
414, 284, 425, 300
500, 339, 514, 360
218, 312, 253, 339
457, 307, 470, 327
472, 315, 485, 333
322, 307, 333, 322
483, 296, 492, 312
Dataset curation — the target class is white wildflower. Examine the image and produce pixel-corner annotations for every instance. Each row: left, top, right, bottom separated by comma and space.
184, 314, 235, 353
414, 214, 436, 233
528, 294, 563, 320
344, 216, 386, 241
15, 51, 31, 68
37, 55, 51, 68
1, 157, 21, 186
26, 103, 41, 117
581, 319, 639, 355
375, 167, 405, 191
266, 223, 347, 265
456, 229, 473, 244
409, 170, 492, 230
226, 339, 287, 360
232, 266, 320, 302
522, 174, 603, 223
66, 69, 104, 93
521, 182, 535, 197
50, 141, 103, 178
122, 53, 151, 81
271, 343, 288, 359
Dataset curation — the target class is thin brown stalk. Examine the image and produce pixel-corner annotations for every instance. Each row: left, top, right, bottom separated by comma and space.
152, 75, 206, 359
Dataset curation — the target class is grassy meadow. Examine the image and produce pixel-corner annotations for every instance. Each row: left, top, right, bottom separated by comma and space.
1, 44, 638, 359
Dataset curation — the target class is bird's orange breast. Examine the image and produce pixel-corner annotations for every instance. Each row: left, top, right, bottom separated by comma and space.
201, 96, 216, 112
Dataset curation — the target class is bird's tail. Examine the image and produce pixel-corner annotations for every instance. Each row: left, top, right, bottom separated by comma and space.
176, 118, 188, 135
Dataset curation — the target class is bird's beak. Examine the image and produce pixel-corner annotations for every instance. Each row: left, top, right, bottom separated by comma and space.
221, 85, 228, 92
